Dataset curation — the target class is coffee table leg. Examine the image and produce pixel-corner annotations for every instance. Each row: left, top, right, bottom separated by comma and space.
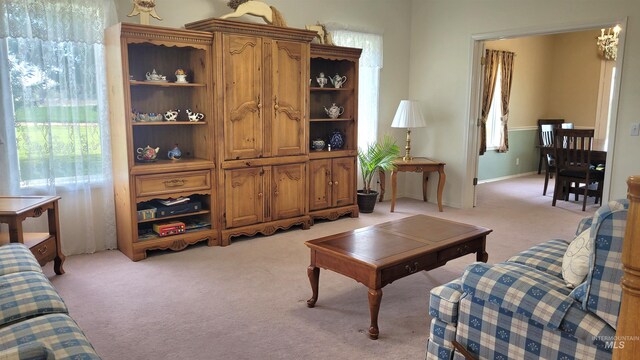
368, 288, 383, 339
477, 239, 489, 263
307, 266, 320, 308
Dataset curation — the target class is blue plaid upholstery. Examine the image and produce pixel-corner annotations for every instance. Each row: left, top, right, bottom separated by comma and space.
506, 239, 568, 278
0, 272, 68, 327
427, 199, 629, 360
0, 245, 42, 276
428, 279, 463, 324
0, 314, 99, 359
0, 341, 54, 360
581, 199, 628, 329
462, 262, 573, 329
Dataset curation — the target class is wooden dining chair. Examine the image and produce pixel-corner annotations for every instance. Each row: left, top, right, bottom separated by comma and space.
536, 119, 564, 174
552, 128, 604, 211
540, 124, 555, 195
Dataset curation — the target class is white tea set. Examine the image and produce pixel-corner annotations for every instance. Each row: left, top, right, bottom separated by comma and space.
324, 103, 344, 119
163, 109, 205, 122
315, 72, 347, 88
144, 68, 189, 83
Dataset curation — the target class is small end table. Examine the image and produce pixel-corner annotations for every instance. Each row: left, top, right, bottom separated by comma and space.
378, 157, 446, 212
0, 196, 65, 275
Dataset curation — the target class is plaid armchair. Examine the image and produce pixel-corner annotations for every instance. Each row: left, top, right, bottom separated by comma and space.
427, 199, 628, 360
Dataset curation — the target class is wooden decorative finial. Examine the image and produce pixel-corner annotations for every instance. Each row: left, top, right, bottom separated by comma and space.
128, 0, 162, 25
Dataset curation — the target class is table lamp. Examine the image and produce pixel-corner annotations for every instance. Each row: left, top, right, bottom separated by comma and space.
391, 100, 427, 161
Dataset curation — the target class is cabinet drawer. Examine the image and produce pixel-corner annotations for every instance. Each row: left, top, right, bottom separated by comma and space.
381, 252, 438, 285
30, 237, 56, 265
135, 171, 211, 198
437, 239, 483, 263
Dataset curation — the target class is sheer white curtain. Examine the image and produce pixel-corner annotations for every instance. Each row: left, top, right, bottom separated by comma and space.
329, 29, 383, 151
0, 0, 117, 254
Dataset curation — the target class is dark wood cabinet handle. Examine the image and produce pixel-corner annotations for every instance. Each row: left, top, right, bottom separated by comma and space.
405, 262, 419, 274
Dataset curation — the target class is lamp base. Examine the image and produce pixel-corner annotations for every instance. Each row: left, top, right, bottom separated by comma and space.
402, 155, 413, 162
402, 129, 413, 161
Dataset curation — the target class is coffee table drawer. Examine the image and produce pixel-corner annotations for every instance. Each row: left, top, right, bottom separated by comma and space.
437, 238, 483, 263
381, 252, 438, 284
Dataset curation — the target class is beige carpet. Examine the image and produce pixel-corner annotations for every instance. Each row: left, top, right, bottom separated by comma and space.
45, 174, 599, 360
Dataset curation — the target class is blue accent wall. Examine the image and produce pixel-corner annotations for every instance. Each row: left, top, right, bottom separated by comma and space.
478, 129, 538, 181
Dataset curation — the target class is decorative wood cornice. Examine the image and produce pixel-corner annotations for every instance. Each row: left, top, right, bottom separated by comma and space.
119, 22, 213, 44
311, 44, 362, 61
185, 18, 316, 43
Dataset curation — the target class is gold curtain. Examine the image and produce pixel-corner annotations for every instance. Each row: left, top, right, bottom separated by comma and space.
479, 50, 500, 155
498, 51, 515, 152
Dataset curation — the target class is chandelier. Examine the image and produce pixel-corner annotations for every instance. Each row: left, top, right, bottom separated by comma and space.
596, 25, 621, 61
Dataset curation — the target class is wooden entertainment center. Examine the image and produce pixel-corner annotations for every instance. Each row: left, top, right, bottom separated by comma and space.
106, 19, 361, 260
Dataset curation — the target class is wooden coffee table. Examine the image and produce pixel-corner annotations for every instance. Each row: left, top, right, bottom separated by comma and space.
305, 215, 491, 339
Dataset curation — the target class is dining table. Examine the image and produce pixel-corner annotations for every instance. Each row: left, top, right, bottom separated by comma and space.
537, 138, 607, 165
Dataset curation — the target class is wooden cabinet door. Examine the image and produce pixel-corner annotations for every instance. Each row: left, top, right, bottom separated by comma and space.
272, 163, 306, 220
332, 157, 356, 207
223, 34, 263, 160
224, 167, 264, 228
309, 159, 331, 211
270, 40, 307, 157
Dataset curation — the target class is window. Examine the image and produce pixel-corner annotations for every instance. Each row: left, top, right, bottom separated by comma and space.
0, 0, 111, 189
485, 63, 502, 149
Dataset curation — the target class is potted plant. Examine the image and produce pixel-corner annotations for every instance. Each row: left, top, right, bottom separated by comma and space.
357, 135, 400, 213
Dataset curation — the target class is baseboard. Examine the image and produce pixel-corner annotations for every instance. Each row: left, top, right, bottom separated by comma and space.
478, 171, 538, 184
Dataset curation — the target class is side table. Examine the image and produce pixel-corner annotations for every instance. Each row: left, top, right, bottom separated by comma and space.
0, 196, 65, 274
379, 157, 446, 212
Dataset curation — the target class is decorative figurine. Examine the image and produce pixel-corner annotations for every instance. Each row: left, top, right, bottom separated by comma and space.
168, 144, 182, 160
136, 145, 160, 162
324, 103, 344, 119
175, 69, 188, 83
186, 109, 205, 122
164, 109, 180, 121
127, 0, 162, 25
316, 72, 328, 88
221, 0, 287, 27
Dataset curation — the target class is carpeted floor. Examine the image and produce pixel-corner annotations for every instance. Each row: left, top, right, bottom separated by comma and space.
45, 174, 600, 360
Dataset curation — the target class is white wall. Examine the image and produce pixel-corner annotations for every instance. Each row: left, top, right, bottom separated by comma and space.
409, 0, 640, 208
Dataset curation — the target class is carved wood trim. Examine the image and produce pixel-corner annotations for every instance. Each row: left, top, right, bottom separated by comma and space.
229, 41, 257, 55
121, 23, 213, 44
311, 43, 362, 61
185, 18, 316, 43
275, 101, 301, 121
230, 100, 259, 122
143, 236, 212, 255
277, 44, 301, 60
221, 216, 312, 244
309, 205, 359, 222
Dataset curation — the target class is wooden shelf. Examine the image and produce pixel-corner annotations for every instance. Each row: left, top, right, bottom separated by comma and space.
137, 210, 210, 223
130, 158, 214, 175
130, 80, 206, 87
310, 118, 352, 122
310, 87, 353, 91
132, 121, 208, 126
309, 149, 356, 159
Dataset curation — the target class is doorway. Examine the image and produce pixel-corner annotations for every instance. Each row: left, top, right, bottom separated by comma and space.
466, 19, 627, 207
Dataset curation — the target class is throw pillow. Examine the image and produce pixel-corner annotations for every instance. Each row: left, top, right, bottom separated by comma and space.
562, 228, 592, 288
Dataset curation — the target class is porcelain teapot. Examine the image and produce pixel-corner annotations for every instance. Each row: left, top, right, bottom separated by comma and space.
167, 144, 182, 160
329, 74, 347, 88
324, 103, 344, 119
316, 72, 328, 88
163, 109, 180, 121
145, 69, 166, 81
136, 145, 160, 162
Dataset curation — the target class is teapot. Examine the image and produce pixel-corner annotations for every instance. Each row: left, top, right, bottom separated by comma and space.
329, 74, 347, 88
186, 109, 205, 122
136, 145, 160, 162
145, 69, 166, 81
167, 144, 182, 160
324, 103, 344, 119
316, 72, 328, 88
164, 109, 180, 121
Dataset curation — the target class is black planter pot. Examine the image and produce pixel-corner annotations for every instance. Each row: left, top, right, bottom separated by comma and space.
357, 190, 379, 213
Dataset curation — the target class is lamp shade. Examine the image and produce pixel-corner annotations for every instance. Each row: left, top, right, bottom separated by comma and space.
391, 100, 427, 129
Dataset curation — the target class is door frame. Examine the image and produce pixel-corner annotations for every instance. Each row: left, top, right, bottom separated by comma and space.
465, 17, 628, 207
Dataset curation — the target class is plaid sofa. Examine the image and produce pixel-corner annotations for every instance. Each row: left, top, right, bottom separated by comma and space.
0, 243, 99, 359
427, 199, 629, 360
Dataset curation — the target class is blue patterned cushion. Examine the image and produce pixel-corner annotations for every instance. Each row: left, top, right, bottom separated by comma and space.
507, 239, 568, 278
462, 262, 573, 329
0, 341, 54, 360
0, 244, 42, 276
429, 278, 464, 324
0, 272, 68, 327
582, 199, 628, 329
0, 314, 99, 359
